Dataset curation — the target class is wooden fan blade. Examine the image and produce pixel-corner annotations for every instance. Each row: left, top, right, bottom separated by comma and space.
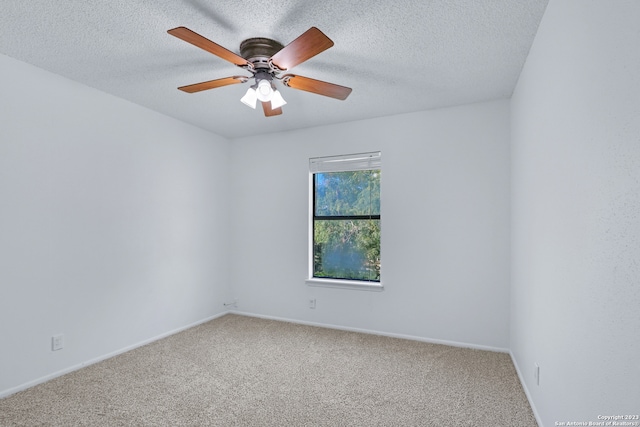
168, 27, 249, 67
283, 74, 352, 100
270, 27, 333, 71
178, 76, 247, 93
262, 101, 283, 117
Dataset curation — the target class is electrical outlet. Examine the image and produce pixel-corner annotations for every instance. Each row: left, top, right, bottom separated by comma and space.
52, 334, 64, 351
223, 299, 238, 308
309, 298, 316, 309
534, 363, 540, 386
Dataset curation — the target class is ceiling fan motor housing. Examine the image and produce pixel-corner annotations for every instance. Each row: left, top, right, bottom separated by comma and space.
240, 37, 284, 71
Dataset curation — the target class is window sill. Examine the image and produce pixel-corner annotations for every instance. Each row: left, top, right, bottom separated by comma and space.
305, 278, 384, 291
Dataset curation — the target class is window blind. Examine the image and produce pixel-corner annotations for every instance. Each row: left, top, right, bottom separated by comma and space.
309, 151, 381, 173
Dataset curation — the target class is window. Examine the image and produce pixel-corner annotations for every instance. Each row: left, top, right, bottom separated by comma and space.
307, 152, 382, 290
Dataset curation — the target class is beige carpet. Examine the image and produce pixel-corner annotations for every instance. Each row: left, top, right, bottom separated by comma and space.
0, 314, 537, 426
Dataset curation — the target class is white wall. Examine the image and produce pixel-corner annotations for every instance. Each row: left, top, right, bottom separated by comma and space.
230, 100, 511, 350
0, 54, 232, 396
511, 1, 640, 425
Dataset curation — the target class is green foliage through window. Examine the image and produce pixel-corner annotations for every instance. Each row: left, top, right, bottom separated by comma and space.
313, 170, 380, 282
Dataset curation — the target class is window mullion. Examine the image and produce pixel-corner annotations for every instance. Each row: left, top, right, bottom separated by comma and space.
314, 215, 381, 221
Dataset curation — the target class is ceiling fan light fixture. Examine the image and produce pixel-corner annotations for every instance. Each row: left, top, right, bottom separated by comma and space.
255, 79, 274, 102
270, 89, 287, 109
240, 87, 257, 109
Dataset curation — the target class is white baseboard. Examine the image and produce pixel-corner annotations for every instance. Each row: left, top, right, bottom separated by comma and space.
509, 350, 544, 427
0, 311, 230, 399
232, 310, 510, 353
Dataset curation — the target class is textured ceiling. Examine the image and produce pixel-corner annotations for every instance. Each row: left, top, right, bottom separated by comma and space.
1, 0, 548, 139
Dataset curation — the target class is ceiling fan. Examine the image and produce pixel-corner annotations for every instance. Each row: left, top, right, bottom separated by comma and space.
168, 26, 353, 117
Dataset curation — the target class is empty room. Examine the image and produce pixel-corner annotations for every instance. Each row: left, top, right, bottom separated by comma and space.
1, 1, 638, 426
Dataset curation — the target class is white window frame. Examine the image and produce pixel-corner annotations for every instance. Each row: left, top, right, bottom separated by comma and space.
306, 151, 383, 291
